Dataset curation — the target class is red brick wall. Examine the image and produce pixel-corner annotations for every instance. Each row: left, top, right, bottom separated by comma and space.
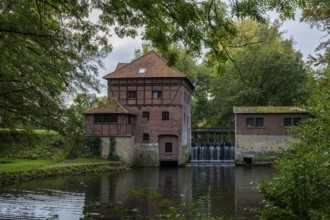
107, 77, 193, 148
235, 113, 310, 135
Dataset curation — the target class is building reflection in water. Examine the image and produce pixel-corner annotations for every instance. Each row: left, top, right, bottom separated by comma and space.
83, 166, 272, 219
0, 165, 272, 219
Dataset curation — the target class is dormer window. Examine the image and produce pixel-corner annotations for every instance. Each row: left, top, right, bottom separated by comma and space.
138, 67, 146, 74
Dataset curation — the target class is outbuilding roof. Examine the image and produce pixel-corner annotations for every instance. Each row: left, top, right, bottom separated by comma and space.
83, 99, 135, 115
103, 51, 188, 79
233, 106, 308, 114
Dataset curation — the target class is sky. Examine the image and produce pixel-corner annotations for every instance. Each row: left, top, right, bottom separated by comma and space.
96, 11, 327, 95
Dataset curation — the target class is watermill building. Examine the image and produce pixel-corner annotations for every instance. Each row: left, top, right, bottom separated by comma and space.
84, 51, 194, 166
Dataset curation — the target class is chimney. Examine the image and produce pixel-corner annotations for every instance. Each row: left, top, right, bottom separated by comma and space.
161, 52, 167, 60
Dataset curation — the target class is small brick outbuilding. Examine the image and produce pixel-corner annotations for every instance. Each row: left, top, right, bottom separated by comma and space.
233, 106, 310, 164
84, 51, 194, 166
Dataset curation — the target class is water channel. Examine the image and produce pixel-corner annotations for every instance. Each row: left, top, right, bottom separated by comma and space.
0, 165, 273, 219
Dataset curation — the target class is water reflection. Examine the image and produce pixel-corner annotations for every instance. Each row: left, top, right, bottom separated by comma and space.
0, 166, 273, 219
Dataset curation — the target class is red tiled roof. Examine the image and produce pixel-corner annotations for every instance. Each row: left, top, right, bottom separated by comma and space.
115, 63, 128, 70
103, 51, 187, 79
83, 99, 135, 115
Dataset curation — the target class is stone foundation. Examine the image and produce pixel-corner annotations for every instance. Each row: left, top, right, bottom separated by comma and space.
100, 136, 191, 167
133, 143, 160, 167
179, 145, 191, 166
235, 135, 297, 164
100, 136, 135, 166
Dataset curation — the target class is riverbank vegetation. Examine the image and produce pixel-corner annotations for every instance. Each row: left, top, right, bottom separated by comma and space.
0, 160, 126, 187
0, 129, 126, 186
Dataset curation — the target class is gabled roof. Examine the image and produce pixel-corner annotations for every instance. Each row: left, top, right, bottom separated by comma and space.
83, 99, 135, 115
103, 51, 187, 79
115, 63, 128, 70
233, 106, 308, 114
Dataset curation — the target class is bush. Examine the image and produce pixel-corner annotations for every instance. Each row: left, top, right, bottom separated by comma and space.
84, 136, 101, 156
0, 129, 67, 160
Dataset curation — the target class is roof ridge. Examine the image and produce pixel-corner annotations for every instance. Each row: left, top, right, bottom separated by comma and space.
103, 51, 157, 78
103, 50, 187, 78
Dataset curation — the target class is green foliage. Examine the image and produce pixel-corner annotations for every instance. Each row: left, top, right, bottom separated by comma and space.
0, 129, 68, 160
160, 45, 212, 127
256, 70, 330, 219
0, 160, 125, 186
67, 94, 107, 134
84, 189, 225, 220
0, 159, 56, 173
206, 19, 308, 126
254, 0, 329, 68
84, 136, 102, 156
3, 0, 308, 132
1, 0, 279, 133
0, 0, 111, 132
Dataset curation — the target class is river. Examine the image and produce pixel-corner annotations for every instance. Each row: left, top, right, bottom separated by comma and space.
0, 165, 273, 219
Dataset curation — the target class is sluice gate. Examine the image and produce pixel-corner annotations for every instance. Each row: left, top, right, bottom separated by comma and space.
191, 127, 235, 162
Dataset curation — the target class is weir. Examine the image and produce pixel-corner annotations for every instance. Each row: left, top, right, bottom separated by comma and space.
191, 143, 235, 162
191, 127, 235, 163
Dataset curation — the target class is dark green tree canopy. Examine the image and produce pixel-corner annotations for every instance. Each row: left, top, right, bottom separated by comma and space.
0, 0, 266, 131
1, 0, 322, 132
0, 0, 110, 131
201, 20, 308, 126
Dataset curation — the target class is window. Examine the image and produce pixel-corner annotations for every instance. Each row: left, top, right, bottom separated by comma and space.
127, 91, 137, 99
94, 114, 117, 124
284, 118, 292, 126
103, 115, 110, 123
152, 91, 162, 99
165, 143, 172, 153
293, 117, 301, 125
162, 111, 169, 121
138, 67, 146, 74
256, 117, 264, 127
110, 115, 117, 124
143, 133, 149, 142
246, 118, 254, 128
95, 115, 102, 123
128, 115, 131, 125
142, 111, 150, 121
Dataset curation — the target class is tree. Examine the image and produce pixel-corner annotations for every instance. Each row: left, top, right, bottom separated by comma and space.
235, 2, 330, 219
252, 0, 329, 66
166, 46, 213, 127
0, 0, 267, 132
205, 20, 308, 126
256, 69, 330, 220
0, 0, 111, 132
66, 94, 107, 134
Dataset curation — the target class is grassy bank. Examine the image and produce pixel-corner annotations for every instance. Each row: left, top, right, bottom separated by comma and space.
0, 130, 128, 187
0, 159, 127, 187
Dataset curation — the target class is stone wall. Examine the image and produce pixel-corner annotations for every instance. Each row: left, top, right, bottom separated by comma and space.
101, 136, 190, 167
179, 145, 191, 166
235, 135, 297, 163
133, 143, 160, 166
100, 136, 135, 166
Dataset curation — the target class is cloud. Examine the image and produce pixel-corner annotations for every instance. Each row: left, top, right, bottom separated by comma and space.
98, 36, 142, 95
96, 10, 327, 96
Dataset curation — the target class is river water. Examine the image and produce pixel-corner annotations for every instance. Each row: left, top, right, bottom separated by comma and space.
0, 165, 273, 219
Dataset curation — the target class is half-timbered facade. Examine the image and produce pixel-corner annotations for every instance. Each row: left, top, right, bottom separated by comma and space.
84, 51, 194, 166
